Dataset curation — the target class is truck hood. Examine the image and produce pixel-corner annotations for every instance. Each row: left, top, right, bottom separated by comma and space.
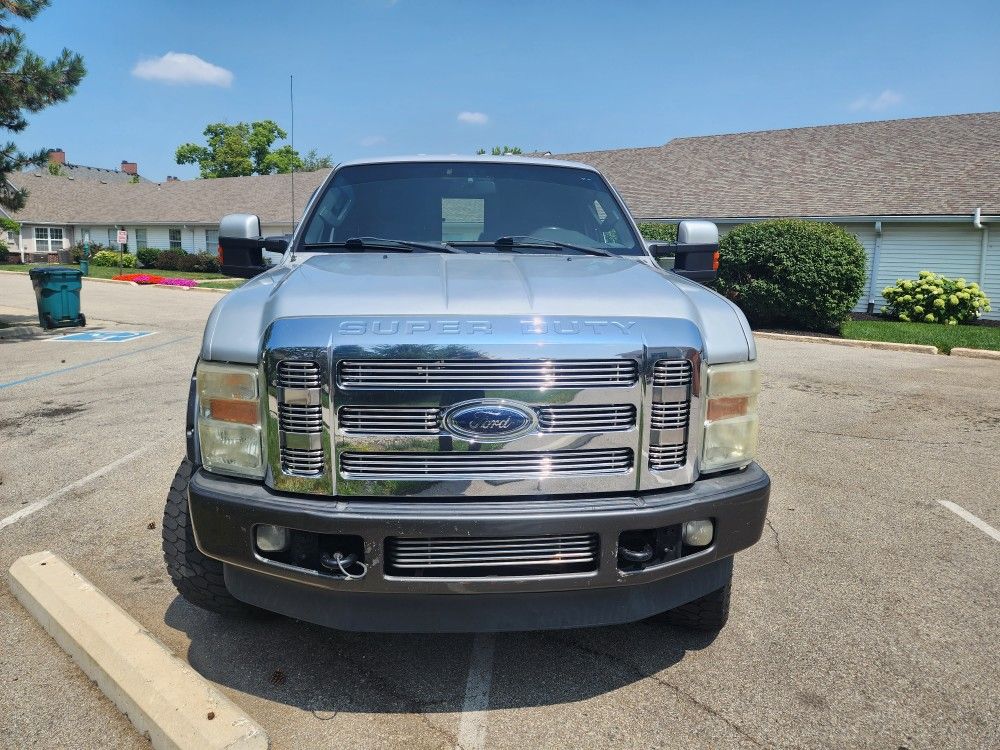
201, 253, 754, 364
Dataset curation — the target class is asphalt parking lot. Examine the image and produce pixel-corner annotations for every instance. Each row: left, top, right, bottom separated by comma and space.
1, 273, 998, 750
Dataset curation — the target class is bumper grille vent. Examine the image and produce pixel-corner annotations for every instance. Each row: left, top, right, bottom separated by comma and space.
653, 360, 692, 387
338, 359, 638, 389
278, 360, 321, 389
340, 448, 632, 479
386, 533, 599, 577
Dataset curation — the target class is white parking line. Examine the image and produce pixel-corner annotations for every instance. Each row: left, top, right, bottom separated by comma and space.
455, 633, 496, 750
937, 500, 1000, 543
0, 447, 150, 532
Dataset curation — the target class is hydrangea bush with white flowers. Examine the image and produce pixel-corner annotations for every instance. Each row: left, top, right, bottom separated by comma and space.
882, 271, 991, 325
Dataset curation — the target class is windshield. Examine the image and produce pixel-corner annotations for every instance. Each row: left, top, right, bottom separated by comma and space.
299, 161, 643, 255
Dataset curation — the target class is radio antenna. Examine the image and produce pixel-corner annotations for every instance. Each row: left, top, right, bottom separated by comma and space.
289, 74, 296, 232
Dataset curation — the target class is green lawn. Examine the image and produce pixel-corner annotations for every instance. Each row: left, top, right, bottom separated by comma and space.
841, 320, 1000, 353
197, 279, 245, 289
0, 263, 228, 280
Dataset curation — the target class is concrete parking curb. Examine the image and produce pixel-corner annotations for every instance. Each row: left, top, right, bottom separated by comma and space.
9, 551, 269, 750
754, 331, 939, 355
949, 347, 1000, 360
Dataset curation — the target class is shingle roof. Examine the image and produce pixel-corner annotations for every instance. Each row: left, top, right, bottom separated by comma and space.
22, 163, 154, 184
551, 113, 1000, 219
7, 169, 331, 225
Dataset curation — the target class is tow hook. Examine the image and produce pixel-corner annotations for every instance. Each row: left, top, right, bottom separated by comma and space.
320, 551, 369, 580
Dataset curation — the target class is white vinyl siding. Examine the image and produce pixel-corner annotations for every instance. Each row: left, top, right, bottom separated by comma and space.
983, 228, 1000, 320
874, 224, 983, 309
842, 224, 875, 312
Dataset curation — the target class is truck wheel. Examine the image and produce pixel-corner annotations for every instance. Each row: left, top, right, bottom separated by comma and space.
162, 458, 261, 618
657, 580, 731, 631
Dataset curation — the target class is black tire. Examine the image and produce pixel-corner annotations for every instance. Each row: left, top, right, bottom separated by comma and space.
77, 313, 86, 327
162, 458, 261, 617
657, 580, 731, 631
42, 313, 55, 330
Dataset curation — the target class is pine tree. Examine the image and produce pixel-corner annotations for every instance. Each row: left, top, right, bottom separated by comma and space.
1, 1, 85, 211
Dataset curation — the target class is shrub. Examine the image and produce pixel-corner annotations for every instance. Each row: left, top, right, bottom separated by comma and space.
113, 273, 165, 284
638, 222, 678, 243
881, 271, 991, 325
70, 241, 108, 263
91, 249, 136, 268
155, 249, 187, 270
174, 251, 218, 273
716, 219, 867, 332
136, 247, 162, 268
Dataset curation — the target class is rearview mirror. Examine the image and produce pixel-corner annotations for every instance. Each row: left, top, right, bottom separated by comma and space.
649, 220, 719, 283
218, 213, 287, 277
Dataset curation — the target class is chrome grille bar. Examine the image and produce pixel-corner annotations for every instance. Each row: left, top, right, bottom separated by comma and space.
339, 406, 440, 434
280, 447, 325, 474
652, 360, 692, 387
649, 402, 690, 429
338, 359, 638, 389
536, 404, 635, 432
278, 403, 323, 433
277, 360, 321, 388
386, 533, 599, 576
648, 444, 687, 471
339, 404, 637, 434
340, 448, 632, 478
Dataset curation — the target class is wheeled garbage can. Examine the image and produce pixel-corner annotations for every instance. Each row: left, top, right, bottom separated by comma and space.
28, 267, 86, 329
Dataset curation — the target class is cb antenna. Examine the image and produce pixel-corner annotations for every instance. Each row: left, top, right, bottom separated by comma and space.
289, 74, 296, 261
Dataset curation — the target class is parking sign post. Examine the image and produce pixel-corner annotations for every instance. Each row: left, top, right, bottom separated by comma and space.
116, 228, 128, 274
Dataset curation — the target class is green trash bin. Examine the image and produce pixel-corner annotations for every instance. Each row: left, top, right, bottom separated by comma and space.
28, 266, 86, 329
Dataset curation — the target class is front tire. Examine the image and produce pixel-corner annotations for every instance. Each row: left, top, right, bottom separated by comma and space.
656, 580, 731, 631
162, 458, 261, 617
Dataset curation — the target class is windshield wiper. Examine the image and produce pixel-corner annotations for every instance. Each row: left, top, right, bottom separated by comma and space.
454, 236, 616, 257
303, 237, 466, 254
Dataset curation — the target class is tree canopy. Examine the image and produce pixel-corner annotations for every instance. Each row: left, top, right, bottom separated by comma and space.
1, 0, 86, 211
175, 121, 333, 178
476, 145, 523, 156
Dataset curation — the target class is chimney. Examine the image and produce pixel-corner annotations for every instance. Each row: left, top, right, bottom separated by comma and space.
120, 160, 138, 175
48, 148, 66, 165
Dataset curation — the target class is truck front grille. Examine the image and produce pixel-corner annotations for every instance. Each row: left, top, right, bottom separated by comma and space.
536, 404, 635, 432
338, 359, 638, 389
385, 533, 599, 577
280, 447, 325, 475
340, 448, 632, 478
653, 360, 693, 387
648, 444, 687, 471
278, 403, 323, 433
275, 359, 325, 477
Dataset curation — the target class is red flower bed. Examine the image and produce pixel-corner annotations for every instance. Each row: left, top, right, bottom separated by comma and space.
113, 273, 165, 284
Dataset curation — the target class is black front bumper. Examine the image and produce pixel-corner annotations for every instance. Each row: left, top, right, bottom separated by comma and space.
188, 463, 770, 632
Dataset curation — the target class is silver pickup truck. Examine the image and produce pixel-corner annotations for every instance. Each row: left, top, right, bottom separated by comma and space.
163, 156, 770, 632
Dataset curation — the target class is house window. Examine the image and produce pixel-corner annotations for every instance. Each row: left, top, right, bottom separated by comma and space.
169, 228, 182, 250
135, 228, 147, 248
34, 226, 63, 253
205, 229, 218, 251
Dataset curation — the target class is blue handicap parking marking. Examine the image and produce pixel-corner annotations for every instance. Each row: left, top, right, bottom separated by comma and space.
50, 331, 155, 343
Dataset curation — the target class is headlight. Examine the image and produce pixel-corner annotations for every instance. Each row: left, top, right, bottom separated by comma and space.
196, 361, 264, 478
701, 360, 761, 473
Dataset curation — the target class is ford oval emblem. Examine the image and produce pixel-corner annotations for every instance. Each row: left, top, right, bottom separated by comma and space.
444, 400, 536, 441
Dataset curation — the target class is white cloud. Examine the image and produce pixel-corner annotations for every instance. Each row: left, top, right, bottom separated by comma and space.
132, 52, 233, 87
360, 135, 387, 147
457, 111, 489, 125
849, 89, 903, 112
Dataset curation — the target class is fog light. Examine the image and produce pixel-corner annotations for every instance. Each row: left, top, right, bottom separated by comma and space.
683, 519, 714, 547
256, 524, 289, 552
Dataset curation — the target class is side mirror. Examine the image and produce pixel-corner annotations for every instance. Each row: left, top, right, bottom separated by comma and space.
649, 220, 719, 283
218, 213, 288, 278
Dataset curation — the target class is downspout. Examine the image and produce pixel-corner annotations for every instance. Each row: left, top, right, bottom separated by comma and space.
866, 219, 883, 313
974, 208, 988, 287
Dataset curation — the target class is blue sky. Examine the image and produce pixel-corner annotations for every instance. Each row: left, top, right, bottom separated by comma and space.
14, 0, 1000, 181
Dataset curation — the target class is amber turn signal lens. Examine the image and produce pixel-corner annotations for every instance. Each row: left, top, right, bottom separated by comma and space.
208, 398, 259, 425
707, 396, 748, 422
712, 251, 720, 271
